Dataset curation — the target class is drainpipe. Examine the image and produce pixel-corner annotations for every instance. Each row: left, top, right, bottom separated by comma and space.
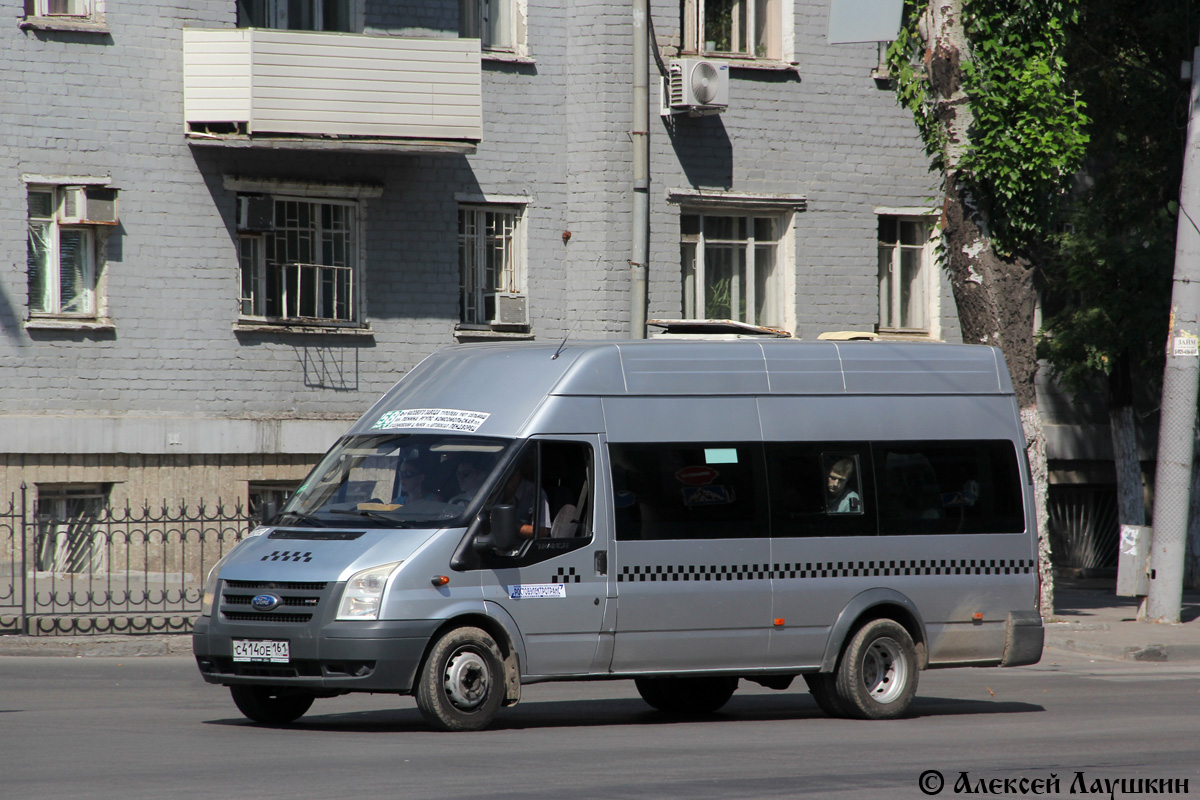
631, 0, 649, 338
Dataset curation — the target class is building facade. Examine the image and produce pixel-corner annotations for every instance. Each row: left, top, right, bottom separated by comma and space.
1, 0, 954, 521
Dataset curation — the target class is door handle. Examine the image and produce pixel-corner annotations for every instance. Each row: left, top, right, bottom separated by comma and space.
594, 550, 607, 576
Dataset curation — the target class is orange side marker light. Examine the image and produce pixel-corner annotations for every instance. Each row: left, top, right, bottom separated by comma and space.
431, 575, 450, 587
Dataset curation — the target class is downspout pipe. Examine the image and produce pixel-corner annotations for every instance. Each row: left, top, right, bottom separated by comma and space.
631, 0, 649, 339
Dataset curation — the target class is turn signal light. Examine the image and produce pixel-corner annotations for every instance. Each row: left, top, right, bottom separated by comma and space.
431, 575, 450, 587
773, 618, 786, 627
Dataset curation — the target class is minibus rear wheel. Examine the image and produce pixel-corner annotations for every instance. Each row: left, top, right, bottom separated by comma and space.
833, 618, 919, 719
634, 676, 738, 714
416, 626, 506, 732
229, 685, 315, 724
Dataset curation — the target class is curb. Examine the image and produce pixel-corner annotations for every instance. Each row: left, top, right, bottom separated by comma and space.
1044, 622, 1200, 663
0, 634, 193, 658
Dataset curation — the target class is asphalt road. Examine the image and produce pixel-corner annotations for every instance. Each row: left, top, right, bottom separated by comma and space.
0, 651, 1196, 800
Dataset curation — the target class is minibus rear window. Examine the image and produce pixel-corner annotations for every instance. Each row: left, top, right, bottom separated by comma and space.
873, 440, 1025, 535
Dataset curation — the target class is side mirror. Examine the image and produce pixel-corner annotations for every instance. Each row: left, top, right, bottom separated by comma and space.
489, 504, 520, 552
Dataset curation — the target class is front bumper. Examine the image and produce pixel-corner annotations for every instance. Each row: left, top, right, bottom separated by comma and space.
192, 614, 441, 693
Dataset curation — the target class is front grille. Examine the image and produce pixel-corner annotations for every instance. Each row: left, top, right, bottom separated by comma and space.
223, 611, 313, 623
223, 594, 320, 608
225, 580, 328, 591
218, 580, 332, 625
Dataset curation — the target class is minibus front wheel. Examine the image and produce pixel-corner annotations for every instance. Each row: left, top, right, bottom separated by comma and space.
834, 618, 919, 719
415, 626, 507, 732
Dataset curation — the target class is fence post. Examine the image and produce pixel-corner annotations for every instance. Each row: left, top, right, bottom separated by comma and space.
20, 482, 27, 635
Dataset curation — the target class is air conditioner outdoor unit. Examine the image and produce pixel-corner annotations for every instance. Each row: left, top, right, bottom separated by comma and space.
484, 293, 528, 326
666, 59, 729, 115
59, 187, 119, 225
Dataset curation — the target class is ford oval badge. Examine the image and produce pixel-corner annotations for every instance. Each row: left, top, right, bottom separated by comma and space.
251, 593, 281, 611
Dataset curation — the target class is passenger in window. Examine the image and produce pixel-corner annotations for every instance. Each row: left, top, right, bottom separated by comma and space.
501, 468, 551, 539
397, 455, 438, 505
825, 458, 862, 514
450, 453, 490, 506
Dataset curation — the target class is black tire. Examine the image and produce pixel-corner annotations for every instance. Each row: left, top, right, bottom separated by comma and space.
833, 618, 919, 720
415, 626, 506, 732
634, 676, 738, 715
803, 673, 849, 718
229, 685, 315, 724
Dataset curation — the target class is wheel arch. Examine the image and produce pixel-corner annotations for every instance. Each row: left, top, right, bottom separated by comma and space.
416, 605, 525, 706
818, 588, 928, 673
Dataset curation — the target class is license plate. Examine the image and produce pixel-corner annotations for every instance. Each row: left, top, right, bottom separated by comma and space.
232, 639, 290, 663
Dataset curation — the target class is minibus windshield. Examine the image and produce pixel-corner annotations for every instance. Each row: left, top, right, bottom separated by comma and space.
274, 434, 512, 528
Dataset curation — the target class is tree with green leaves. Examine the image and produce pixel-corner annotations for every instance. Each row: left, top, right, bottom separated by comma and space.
888, 0, 1090, 616
1038, 1, 1197, 588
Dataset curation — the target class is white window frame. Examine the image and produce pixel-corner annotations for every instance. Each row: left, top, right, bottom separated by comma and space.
683, 0, 791, 61
459, 0, 528, 56
875, 209, 940, 339
22, 0, 106, 28
458, 203, 527, 327
680, 208, 791, 330
238, 195, 364, 327
25, 181, 115, 323
236, 0, 359, 31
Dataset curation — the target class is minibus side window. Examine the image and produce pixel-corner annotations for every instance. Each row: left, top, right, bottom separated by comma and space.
764, 443, 875, 537
874, 440, 1025, 535
610, 442, 767, 541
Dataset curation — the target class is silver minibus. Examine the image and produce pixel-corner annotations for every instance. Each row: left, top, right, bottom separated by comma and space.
193, 340, 1044, 730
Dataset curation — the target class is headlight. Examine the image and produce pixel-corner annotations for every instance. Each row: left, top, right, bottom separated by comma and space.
199, 527, 271, 617
337, 562, 402, 621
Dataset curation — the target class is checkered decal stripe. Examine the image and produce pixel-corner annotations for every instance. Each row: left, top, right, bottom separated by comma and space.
260, 550, 314, 563
551, 567, 582, 584
615, 559, 1034, 582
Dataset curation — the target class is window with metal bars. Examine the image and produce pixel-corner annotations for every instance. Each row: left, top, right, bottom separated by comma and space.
238, 195, 360, 325
458, 205, 525, 326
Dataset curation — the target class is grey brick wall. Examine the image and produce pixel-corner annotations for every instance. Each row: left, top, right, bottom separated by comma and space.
0, 0, 953, 498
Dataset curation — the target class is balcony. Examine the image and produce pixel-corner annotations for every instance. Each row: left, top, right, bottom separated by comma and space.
183, 28, 481, 153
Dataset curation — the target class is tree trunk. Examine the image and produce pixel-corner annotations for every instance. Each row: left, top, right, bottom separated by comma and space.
925, 0, 1055, 614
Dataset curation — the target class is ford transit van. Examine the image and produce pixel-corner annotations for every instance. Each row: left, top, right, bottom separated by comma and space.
193, 340, 1044, 730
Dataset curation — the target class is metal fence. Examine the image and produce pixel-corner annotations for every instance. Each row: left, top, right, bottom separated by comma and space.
0, 487, 252, 636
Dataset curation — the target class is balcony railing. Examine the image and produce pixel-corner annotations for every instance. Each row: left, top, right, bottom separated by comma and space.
183, 28, 482, 144
242, 262, 356, 324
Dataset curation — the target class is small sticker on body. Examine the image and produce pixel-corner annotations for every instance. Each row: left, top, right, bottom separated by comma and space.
508, 584, 567, 600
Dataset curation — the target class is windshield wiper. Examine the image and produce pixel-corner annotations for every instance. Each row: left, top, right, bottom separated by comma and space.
274, 511, 327, 528
326, 508, 400, 524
